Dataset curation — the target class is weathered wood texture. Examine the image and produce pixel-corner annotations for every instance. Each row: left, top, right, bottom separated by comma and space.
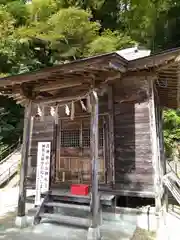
18, 101, 32, 216
90, 91, 100, 228
108, 85, 115, 186
153, 85, 166, 212
26, 78, 156, 198
114, 100, 154, 195
26, 96, 108, 187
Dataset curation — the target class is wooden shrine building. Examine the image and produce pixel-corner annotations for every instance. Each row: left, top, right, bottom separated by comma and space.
0, 47, 180, 229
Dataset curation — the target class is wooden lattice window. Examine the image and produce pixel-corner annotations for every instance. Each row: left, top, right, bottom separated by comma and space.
61, 130, 80, 147
61, 128, 103, 148
82, 129, 103, 147
82, 129, 90, 147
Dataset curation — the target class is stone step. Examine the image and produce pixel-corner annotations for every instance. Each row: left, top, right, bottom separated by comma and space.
39, 212, 90, 228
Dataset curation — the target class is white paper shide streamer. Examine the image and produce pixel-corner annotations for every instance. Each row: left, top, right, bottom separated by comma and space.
50, 105, 59, 124
37, 104, 45, 121
36, 90, 96, 122
80, 99, 86, 111
65, 104, 70, 116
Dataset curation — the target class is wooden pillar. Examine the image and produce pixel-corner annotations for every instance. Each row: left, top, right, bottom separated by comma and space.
108, 85, 115, 187
90, 91, 99, 229
27, 116, 34, 178
148, 80, 162, 214
17, 100, 32, 218
159, 108, 168, 212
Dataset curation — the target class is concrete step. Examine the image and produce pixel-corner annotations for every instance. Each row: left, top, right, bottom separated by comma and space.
39, 212, 90, 228
44, 201, 90, 211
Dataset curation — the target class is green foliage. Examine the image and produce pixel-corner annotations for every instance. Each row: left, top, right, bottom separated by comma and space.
0, 0, 134, 151
0, 0, 179, 157
0, 96, 23, 150
47, 7, 100, 60
86, 30, 135, 56
6, 1, 29, 26
27, 0, 58, 22
163, 109, 180, 158
16, 6, 133, 62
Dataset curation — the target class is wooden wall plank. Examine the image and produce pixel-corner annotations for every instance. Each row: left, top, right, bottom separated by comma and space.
114, 99, 154, 196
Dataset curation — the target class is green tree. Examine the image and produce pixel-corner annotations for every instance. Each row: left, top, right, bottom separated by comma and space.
0, 0, 179, 159
17, 6, 133, 62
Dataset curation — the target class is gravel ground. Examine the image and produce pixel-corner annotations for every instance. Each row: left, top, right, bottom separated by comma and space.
0, 187, 137, 240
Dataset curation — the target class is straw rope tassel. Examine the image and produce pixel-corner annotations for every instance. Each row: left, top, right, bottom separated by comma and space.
70, 101, 75, 120
86, 95, 92, 113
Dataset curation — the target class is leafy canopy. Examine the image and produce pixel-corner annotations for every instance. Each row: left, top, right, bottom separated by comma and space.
0, 0, 179, 158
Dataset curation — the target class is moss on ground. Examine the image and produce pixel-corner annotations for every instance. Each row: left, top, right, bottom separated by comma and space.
131, 228, 156, 240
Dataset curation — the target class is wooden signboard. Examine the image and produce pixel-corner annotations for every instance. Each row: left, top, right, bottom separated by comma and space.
35, 142, 51, 206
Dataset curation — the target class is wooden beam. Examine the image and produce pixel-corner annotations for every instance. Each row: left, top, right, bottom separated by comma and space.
34, 91, 88, 104
122, 71, 157, 80
90, 91, 99, 229
17, 100, 32, 217
128, 50, 180, 71
0, 53, 121, 87
34, 79, 83, 92
108, 85, 115, 186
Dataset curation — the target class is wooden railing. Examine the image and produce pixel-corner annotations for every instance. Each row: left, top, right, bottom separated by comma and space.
0, 141, 20, 162
163, 170, 180, 205
0, 160, 19, 186
0, 142, 21, 186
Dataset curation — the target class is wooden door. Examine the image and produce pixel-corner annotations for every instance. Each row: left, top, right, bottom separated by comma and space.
55, 116, 108, 184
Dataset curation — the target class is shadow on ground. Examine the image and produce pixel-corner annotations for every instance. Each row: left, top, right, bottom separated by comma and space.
0, 209, 139, 240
